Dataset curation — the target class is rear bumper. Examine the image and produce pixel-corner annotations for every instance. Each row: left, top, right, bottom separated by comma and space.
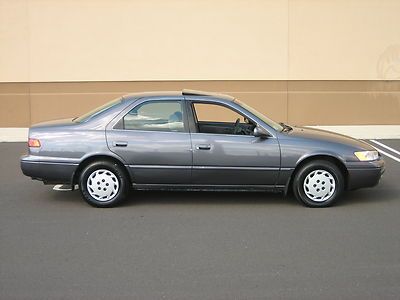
346, 158, 385, 190
20, 155, 78, 185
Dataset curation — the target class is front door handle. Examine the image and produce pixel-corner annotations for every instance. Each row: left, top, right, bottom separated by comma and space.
196, 144, 211, 150
113, 141, 128, 147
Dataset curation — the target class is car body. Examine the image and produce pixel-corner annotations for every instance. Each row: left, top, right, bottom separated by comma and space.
20, 89, 385, 207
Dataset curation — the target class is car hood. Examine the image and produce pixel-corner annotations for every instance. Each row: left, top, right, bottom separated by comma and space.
286, 126, 375, 151
31, 118, 76, 129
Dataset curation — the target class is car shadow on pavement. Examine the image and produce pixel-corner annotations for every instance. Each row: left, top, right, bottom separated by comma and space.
47, 186, 395, 208
124, 190, 298, 207
47, 188, 299, 207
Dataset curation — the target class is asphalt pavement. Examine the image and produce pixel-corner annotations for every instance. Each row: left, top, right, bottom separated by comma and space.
1, 141, 400, 299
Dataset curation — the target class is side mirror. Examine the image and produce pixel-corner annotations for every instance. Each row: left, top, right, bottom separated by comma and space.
253, 125, 270, 138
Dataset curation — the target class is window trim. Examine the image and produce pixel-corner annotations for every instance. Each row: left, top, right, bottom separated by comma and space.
192, 102, 249, 124
114, 99, 189, 133
188, 100, 261, 136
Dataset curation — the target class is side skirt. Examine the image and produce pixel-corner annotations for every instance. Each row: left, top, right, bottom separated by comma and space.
132, 183, 285, 193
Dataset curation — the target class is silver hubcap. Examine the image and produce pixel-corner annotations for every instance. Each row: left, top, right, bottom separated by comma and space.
303, 169, 336, 202
87, 169, 119, 202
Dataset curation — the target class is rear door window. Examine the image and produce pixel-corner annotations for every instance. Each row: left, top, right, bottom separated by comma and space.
123, 100, 185, 132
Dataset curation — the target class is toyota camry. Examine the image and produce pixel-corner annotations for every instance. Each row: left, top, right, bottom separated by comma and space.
20, 90, 385, 207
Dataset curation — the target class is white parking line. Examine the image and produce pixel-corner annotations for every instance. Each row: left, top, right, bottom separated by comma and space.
370, 140, 400, 156
374, 148, 400, 162
368, 142, 400, 163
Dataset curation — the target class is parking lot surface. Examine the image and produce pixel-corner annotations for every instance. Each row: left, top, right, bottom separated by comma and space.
1, 141, 400, 299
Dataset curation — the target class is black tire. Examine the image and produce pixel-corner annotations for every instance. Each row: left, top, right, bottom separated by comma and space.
292, 160, 344, 207
79, 160, 129, 207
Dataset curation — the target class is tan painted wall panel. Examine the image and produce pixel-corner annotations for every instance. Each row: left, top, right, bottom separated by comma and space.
288, 92, 400, 125
289, 0, 400, 80
1, 80, 399, 127
2, 0, 400, 81
287, 80, 400, 125
288, 80, 400, 92
0, 83, 30, 127
0, 0, 30, 82
0, 95, 30, 127
26, 0, 288, 81
0, 82, 30, 93
29, 93, 123, 124
28, 80, 287, 94
228, 92, 287, 123
27, 81, 289, 123
188, 91, 288, 123
28, 92, 288, 124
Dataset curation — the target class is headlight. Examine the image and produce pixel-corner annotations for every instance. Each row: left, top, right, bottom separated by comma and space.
354, 150, 379, 161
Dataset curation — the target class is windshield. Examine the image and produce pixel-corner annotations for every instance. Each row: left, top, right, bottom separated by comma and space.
74, 98, 122, 123
234, 99, 283, 131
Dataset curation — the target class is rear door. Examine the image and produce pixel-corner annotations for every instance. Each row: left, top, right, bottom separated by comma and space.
187, 100, 281, 186
106, 98, 192, 184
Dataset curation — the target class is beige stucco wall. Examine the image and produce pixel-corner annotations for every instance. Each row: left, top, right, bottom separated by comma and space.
1, 0, 400, 82
289, 0, 400, 80
1, 1, 399, 127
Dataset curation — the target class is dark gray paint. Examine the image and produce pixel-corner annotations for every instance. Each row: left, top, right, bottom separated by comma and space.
108, 129, 193, 184
190, 133, 280, 185
21, 91, 385, 192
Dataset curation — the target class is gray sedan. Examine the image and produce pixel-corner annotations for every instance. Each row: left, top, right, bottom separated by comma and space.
20, 90, 385, 208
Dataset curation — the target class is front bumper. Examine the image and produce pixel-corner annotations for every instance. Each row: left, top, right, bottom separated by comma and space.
20, 155, 78, 185
346, 158, 385, 190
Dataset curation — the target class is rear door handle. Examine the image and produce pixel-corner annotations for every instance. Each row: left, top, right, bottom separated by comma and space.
196, 144, 211, 150
113, 141, 128, 147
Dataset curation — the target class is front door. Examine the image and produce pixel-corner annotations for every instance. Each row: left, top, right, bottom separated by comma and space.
106, 99, 192, 184
188, 101, 281, 186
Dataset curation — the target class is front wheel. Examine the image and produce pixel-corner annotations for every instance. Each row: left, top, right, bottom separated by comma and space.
292, 160, 344, 207
79, 160, 129, 207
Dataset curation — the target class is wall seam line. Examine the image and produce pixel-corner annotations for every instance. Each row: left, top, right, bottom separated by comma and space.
286, 0, 290, 123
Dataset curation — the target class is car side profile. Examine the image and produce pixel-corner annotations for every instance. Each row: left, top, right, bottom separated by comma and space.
20, 90, 385, 208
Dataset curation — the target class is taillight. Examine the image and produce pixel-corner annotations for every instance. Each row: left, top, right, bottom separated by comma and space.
28, 138, 41, 148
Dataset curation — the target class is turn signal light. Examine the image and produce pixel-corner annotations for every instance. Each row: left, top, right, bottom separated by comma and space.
28, 138, 41, 148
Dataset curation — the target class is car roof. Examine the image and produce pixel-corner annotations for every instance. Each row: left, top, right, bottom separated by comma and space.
122, 89, 235, 101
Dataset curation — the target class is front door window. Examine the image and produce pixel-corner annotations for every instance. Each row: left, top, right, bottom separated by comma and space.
192, 102, 255, 135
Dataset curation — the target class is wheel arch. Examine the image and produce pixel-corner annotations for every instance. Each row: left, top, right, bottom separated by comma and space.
284, 154, 349, 195
72, 154, 132, 185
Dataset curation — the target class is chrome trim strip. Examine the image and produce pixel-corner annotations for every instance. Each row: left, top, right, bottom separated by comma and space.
189, 132, 277, 139
133, 183, 280, 188
21, 161, 79, 166
193, 166, 279, 171
128, 164, 280, 171
111, 128, 276, 139
280, 167, 295, 171
128, 165, 191, 169
111, 128, 190, 135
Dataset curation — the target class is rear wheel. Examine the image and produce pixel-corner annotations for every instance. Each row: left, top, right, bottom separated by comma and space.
293, 160, 344, 207
79, 160, 129, 207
